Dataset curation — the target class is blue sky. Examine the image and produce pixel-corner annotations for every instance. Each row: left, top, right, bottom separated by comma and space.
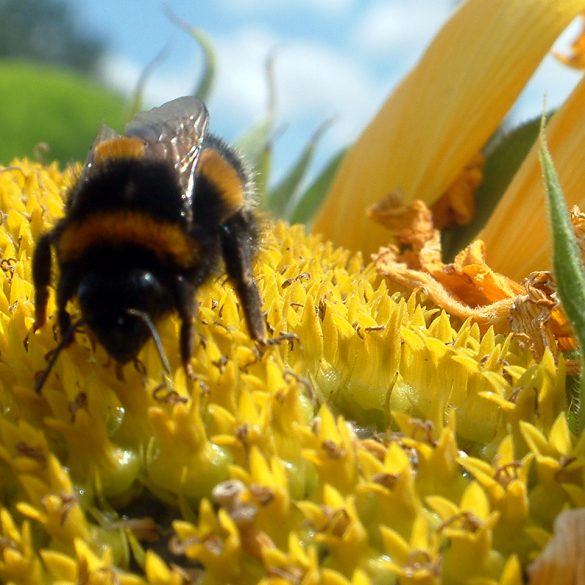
65, 0, 582, 179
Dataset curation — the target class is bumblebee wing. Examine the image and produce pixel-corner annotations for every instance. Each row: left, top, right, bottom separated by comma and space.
68, 124, 120, 195
93, 124, 120, 143
79, 124, 120, 175
125, 96, 209, 206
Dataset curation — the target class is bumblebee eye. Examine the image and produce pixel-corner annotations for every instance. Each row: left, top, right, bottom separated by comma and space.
137, 271, 156, 291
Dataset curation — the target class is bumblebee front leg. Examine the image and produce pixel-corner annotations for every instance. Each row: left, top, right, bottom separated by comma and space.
32, 233, 54, 331
55, 269, 78, 342
220, 212, 267, 342
173, 276, 198, 375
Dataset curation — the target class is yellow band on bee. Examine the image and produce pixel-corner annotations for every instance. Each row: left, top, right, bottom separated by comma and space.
94, 137, 146, 163
199, 147, 245, 219
57, 211, 198, 267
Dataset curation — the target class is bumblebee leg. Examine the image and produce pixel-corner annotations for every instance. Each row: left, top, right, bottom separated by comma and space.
35, 321, 79, 393
220, 212, 267, 342
56, 270, 78, 344
173, 276, 197, 374
32, 233, 53, 330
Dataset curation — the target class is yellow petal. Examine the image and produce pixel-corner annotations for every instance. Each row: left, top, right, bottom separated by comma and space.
480, 73, 585, 278
313, 0, 585, 256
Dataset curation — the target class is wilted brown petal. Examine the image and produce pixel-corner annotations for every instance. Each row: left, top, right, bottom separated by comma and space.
430, 151, 484, 229
373, 200, 575, 358
528, 508, 585, 584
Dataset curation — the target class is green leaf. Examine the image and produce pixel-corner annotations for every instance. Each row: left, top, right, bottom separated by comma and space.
539, 124, 585, 435
443, 117, 541, 259
126, 46, 169, 121
266, 118, 333, 218
236, 118, 273, 171
189, 28, 216, 102
166, 10, 216, 102
252, 137, 273, 206
236, 52, 279, 204
288, 147, 347, 226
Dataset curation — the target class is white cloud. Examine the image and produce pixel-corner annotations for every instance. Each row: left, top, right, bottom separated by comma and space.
273, 42, 384, 143
99, 54, 142, 97
208, 26, 387, 146
352, 0, 452, 55
98, 4, 585, 185
98, 26, 386, 179
99, 53, 198, 112
97, 2, 455, 148
210, 27, 278, 126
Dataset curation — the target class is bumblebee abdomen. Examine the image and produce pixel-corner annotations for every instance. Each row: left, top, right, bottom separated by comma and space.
68, 158, 187, 224
193, 134, 255, 226
56, 210, 201, 269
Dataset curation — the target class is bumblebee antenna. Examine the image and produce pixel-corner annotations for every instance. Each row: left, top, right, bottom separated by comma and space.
35, 318, 86, 393
126, 308, 172, 376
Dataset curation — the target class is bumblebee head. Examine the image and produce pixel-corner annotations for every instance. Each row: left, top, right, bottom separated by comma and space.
78, 268, 171, 364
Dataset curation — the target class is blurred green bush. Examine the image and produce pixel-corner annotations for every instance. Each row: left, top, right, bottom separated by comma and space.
0, 60, 125, 165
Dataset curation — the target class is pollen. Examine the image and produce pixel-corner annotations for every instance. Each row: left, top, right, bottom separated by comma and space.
0, 160, 580, 584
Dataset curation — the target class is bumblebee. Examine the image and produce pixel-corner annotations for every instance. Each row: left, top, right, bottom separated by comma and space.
32, 96, 267, 390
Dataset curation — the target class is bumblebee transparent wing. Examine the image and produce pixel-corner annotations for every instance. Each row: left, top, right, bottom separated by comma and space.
125, 96, 209, 205
74, 124, 120, 194
79, 124, 120, 178
94, 124, 120, 143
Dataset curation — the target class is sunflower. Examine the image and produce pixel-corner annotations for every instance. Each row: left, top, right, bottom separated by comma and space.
2, 1, 585, 583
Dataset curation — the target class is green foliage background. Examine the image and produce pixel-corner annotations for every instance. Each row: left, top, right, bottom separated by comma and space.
0, 60, 125, 165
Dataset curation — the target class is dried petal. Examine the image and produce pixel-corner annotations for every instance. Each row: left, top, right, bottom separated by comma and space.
528, 509, 585, 584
